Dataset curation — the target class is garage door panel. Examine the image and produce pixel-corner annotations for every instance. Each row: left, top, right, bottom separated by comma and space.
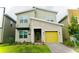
45, 31, 58, 43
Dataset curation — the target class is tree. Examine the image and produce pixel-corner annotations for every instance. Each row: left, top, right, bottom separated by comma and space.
67, 16, 79, 47
68, 16, 79, 36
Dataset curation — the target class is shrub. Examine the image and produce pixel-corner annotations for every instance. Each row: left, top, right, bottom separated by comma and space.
8, 37, 15, 45
74, 34, 79, 40
64, 40, 74, 47
66, 16, 79, 47
15, 42, 32, 45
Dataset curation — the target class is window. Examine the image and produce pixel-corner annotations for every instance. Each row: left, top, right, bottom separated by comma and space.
10, 21, 13, 27
20, 19, 24, 23
19, 30, 27, 38
24, 32, 27, 38
44, 16, 53, 22
19, 16, 28, 23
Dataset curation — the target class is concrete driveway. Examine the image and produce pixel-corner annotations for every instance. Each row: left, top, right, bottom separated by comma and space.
46, 43, 76, 53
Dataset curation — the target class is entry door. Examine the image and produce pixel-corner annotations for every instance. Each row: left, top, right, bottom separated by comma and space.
34, 29, 41, 42
45, 31, 58, 43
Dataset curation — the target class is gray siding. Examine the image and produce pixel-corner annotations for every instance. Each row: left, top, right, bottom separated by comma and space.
0, 28, 2, 43
3, 16, 16, 43
59, 17, 70, 40
36, 9, 57, 22
16, 10, 35, 28
16, 8, 57, 28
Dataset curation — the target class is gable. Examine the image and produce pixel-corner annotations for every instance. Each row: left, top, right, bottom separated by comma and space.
16, 7, 58, 22
16, 10, 35, 17
36, 9, 57, 22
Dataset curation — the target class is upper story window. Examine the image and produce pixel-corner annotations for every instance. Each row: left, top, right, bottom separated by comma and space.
19, 16, 28, 23
44, 16, 54, 22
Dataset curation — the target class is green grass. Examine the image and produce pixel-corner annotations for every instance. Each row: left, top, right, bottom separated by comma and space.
0, 44, 51, 53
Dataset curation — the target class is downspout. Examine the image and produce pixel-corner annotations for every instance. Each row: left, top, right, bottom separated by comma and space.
1, 7, 5, 43
33, 7, 37, 18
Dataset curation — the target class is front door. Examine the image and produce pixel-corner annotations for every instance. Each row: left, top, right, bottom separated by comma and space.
34, 29, 41, 42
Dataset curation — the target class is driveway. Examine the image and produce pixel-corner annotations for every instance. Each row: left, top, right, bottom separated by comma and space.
46, 43, 76, 53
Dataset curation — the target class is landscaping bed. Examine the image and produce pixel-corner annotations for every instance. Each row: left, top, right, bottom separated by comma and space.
0, 44, 51, 53
63, 40, 79, 52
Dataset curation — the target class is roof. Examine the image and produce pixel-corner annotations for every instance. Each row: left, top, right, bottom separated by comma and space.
4, 14, 16, 23
16, 7, 57, 15
33, 7, 57, 13
58, 15, 68, 23
16, 9, 34, 15
30, 17, 63, 26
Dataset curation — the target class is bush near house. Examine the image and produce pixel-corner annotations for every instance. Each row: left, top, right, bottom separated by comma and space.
8, 37, 15, 44
64, 16, 79, 47
64, 40, 74, 47
3, 36, 15, 44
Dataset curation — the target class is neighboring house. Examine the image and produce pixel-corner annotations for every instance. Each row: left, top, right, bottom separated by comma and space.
0, 7, 16, 43
68, 9, 79, 24
58, 9, 79, 41
15, 7, 63, 43
59, 16, 70, 41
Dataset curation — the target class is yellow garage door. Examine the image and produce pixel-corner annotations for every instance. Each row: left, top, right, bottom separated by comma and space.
45, 31, 58, 43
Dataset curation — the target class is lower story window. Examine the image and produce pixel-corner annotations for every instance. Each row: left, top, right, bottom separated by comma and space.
19, 30, 27, 38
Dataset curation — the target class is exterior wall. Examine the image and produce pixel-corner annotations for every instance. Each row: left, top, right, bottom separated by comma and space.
16, 10, 35, 28
15, 8, 58, 43
0, 28, 2, 43
68, 9, 79, 24
16, 9, 57, 28
15, 29, 31, 43
2, 16, 16, 43
59, 17, 70, 40
15, 11, 34, 43
36, 9, 57, 22
30, 18, 63, 43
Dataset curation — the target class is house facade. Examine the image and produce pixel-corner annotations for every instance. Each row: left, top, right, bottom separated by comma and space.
0, 7, 16, 43
15, 7, 63, 43
0, 14, 16, 43
59, 16, 70, 40
68, 9, 79, 24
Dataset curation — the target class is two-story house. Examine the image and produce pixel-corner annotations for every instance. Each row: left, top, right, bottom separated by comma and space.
0, 7, 16, 43
15, 7, 63, 43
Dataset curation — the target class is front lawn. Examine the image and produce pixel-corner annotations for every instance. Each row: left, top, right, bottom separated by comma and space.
0, 44, 51, 53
